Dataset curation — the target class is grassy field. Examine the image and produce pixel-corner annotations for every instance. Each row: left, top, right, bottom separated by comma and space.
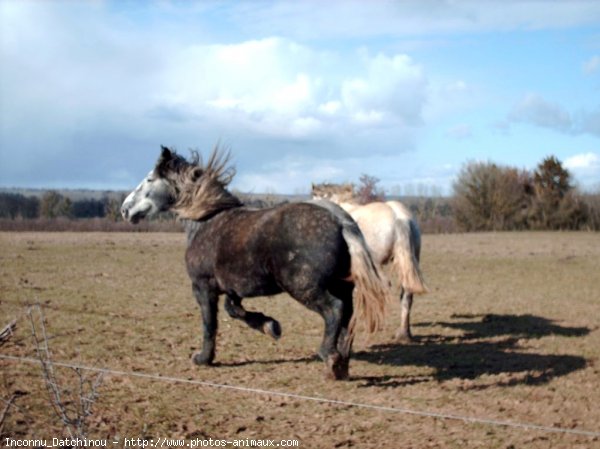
0, 231, 599, 448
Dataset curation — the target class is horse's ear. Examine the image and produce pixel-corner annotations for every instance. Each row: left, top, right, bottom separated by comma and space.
156, 145, 173, 176
160, 145, 172, 160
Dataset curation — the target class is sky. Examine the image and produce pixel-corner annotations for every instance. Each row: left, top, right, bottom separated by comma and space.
1, 0, 600, 196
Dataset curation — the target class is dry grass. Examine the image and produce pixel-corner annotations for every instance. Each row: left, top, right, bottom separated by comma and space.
0, 231, 599, 448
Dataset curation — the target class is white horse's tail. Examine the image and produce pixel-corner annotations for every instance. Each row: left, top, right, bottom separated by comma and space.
307, 199, 391, 336
342, 225, 391, 337
391, 219, 427, 294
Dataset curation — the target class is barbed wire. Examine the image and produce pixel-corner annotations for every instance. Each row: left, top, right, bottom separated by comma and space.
1, 353, 599, 438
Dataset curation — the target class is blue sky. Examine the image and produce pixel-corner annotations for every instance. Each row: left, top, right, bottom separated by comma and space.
1, 1, 599, 195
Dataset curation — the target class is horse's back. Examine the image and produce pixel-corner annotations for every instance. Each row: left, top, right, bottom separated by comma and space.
346, 203, 396, 238
246, 203, 350, 292
385, 200, 414, 222
338, 202, 396, 264
338, 200, 424, 291
186, 203, 350, 296
265, 202, 352, 269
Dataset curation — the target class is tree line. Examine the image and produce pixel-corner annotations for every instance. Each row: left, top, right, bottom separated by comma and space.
452, 156, 599, 231
0, 191, 123, 221
325, 155, 598, 232
0, 155, 598, 232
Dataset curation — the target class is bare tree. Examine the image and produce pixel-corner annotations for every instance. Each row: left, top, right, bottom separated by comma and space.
355, 174, 385, 204
28, 305, 103, 438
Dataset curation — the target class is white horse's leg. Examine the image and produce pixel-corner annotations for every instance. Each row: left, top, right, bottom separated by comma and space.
395, 289, 414, 342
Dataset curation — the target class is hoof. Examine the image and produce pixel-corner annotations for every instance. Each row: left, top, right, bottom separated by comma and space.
324, 353, 349, 381
394, 331, 415, 344
263, 320, 282, 340
192, 350, 215, 366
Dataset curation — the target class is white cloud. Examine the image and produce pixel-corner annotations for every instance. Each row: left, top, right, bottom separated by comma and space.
505, 94, 600, 138
234, 156, 345, 194
340, 53, 426, 126
0, 1, 432, 189
508, 93, 573, 133
144, 37, 427, 149
2, 0, 599, 193
162, 38, 320, 118
564, 152, 600, 190
155, 39, 428, 143
318, 101, 342, 115
564, 152, 600, 169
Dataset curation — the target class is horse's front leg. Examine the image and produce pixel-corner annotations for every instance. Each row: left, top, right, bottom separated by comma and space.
395, 289, 414, 343
191, 282, 219, 366
224, 294, 282, 339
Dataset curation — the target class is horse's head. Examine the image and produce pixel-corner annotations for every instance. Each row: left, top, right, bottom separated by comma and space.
121, 146, 181, 223
122, 145, 241, 223
311, 183, 354, 204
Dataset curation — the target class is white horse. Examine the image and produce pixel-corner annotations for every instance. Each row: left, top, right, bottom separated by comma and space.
312, 183, 427, 342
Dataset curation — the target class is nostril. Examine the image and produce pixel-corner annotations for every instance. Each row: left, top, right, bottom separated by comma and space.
122, 208, 129, 219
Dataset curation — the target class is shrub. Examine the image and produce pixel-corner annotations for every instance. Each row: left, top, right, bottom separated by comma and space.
452, 161, 530, 231
527, 156, 588, 230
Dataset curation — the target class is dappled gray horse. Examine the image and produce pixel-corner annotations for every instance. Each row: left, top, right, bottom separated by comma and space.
312, 183, 427, 342
121, 146, 392, 379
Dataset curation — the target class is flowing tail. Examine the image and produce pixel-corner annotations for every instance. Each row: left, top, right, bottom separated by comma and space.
306, 199, 392, 337
391, 219, 427, 294
342, 225, 393, 338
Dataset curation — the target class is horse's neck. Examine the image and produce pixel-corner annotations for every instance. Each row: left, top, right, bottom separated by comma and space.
182, 204, 246, 245
182, 219, 204, 245
173, 177, 243, 222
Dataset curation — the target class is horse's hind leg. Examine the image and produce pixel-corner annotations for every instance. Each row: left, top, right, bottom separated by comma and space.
191, 282, 219, 366
328, 281, 354, 365
395, 289, 414, 343
301, 289, 348, 380
224, 294, 282, 340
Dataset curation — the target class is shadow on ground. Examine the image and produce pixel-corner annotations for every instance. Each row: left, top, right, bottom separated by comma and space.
426, 313, 590, 340
353, 314, 590, 389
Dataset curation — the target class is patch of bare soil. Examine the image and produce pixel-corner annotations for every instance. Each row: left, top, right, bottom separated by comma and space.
0, 231, 598, 448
